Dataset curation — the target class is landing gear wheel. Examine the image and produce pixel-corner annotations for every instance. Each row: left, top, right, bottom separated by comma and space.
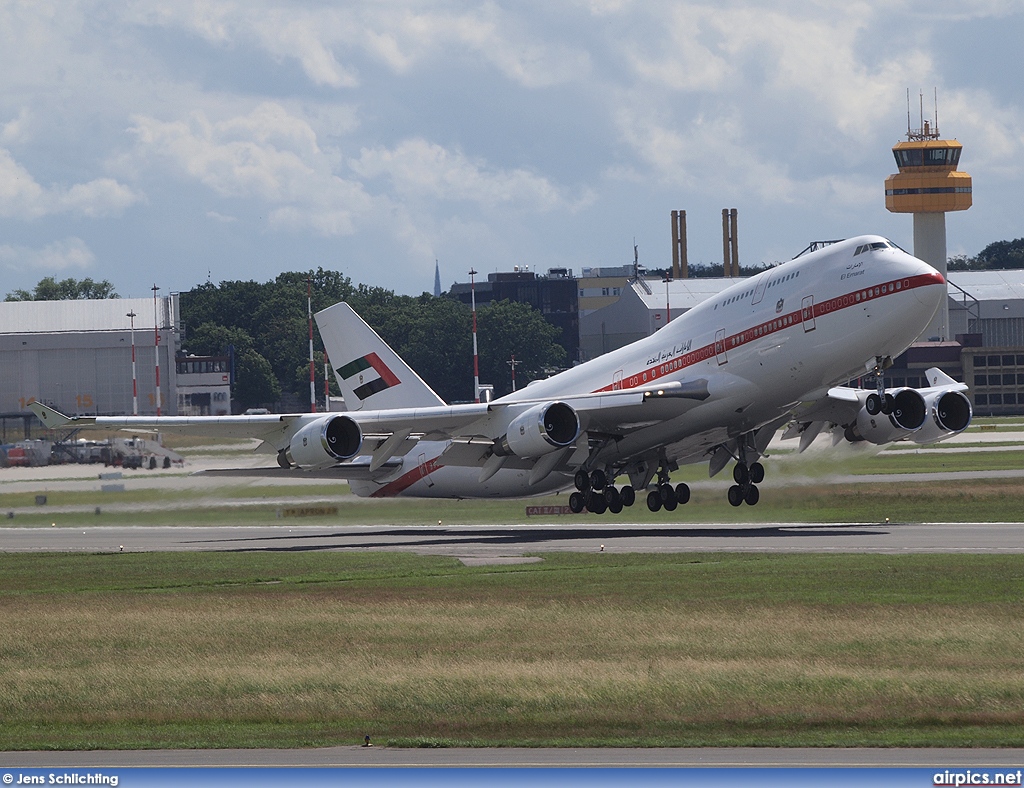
733, 463, 749, 485
590, 469, 607, 490
604, 486, 621, 508
646, 490, 662, 512
620, 486, 636, 507
866, 393, 882, 415
728, 485, 744, 507
674, 483, 690, 505
749, 462, 765, 484
587, 492, 607, 515
608, 499, 623, 514
883, 393, 896, 415
661, 482, 678, 511
574, 470, 590, 492
568, 491, 586, 513
744, 484, 760, 506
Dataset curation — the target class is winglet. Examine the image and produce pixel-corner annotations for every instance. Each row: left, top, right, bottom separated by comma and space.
28, 402, 78, 429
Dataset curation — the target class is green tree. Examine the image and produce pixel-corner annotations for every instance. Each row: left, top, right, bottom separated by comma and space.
477, 300, 567, 396
5, 276, 118, 301
234, 349, 281, 410
183, 323, 255, 356
975, 238, 1024, 270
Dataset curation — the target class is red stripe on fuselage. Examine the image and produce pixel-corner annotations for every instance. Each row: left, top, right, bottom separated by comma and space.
593, 271, 943, 393
369, 455, 443, 497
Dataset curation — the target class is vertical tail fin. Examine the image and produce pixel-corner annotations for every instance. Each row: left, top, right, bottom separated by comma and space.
315, 302, 446, 411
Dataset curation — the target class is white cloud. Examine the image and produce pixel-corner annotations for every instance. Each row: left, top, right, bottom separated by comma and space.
1, 108, 33, 145
127, 103, 383, 236
351, 138, 584, 211
0, 237, 96, 272
0, 149, 141, 219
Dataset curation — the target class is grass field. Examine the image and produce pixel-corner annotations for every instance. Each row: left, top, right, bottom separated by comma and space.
2, 418, 1024, 750
1, 551, 1024, 750
4, 473, 1024, 527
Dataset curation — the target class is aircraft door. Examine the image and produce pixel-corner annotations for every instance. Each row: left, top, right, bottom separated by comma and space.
612, 370, 624, 391
752, 273, 769, 305
418, 452, 434, 487
715, 329, 728, 365
801, 295, 816, 332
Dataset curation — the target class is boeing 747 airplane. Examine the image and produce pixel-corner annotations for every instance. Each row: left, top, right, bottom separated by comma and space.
32, 235, 971, 514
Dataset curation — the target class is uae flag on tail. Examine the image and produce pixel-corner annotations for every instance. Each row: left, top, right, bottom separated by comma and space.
336, 352, 401, 401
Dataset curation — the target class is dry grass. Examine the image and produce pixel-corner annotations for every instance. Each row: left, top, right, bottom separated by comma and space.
2, 552, 1024, 747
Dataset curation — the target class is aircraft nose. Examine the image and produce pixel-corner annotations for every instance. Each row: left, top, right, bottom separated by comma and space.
891, 251, 944, 311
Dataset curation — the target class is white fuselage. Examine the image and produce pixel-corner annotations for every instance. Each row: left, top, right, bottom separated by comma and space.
352, 236, 945, 498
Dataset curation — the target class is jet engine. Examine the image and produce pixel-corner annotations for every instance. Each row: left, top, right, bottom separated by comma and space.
844, 388, 926, 445
494, 401, 580, 458
288, 415, 363, 468
910, 389, 973, 444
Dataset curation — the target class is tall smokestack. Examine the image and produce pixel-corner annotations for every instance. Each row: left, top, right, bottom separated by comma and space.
671, 210, 688, 279
722, 208, 739, 276
730, 208, 739, 277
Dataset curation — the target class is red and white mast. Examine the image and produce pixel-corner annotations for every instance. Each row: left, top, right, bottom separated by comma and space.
152, 285, 161, 416
308, 275, 316, 413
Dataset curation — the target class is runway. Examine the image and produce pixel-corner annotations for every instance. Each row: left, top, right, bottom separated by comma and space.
3, 520, 1024, 558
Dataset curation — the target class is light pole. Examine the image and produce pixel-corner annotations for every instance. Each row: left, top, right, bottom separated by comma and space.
127, 310, 138, 415
308, 275, 316, 413
663, 274, 672, 324
508, 353, 519, 392
152, 285, 161, 416
469, 268, 480, 403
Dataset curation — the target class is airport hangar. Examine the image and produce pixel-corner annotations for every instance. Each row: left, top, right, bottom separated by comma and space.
0, 294, 232, 441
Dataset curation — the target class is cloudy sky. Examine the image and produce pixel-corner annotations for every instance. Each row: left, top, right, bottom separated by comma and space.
1, 1, 1022, 299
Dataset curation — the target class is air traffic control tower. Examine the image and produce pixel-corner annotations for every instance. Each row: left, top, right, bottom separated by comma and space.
885, 102, 972, 341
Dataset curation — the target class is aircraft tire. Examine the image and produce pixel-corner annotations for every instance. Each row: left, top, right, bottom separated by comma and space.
621, 485, 636, 507
866, 393, 881, 415
750, 462, 765, 484
609, 499, 623, 514
590, 468, 607, 490
659, 483, 676, 507
663, 494, 678, 512
574, 470, 590, 492
646, 490, 662, 512
568, 491, 586, 513
744, 484, 760, 506
604, 486, 621, 507
588, 493, 607, 515
733, 463, 749, 485
883, 393, 896, 415
675, 483, 690, 504
727, 485, 744, 507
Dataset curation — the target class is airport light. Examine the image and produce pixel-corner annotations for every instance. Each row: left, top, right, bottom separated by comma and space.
470, 268, 480, 403
152, 284, 161, 416
127, 309, 139, 417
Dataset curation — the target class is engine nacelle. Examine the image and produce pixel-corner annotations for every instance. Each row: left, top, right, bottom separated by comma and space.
910, 389, 973, 444
494, 401, 580, 458
288, 415, 363, 469
845, 388, 926, 445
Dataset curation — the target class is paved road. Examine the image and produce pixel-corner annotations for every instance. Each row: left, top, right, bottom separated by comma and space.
2, 520, 1023, 558
3, 746, 1024, 768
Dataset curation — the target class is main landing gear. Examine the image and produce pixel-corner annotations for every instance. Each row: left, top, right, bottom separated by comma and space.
568, 464, 690, 516
568, 468, 638, 514
644, 465, 690, 513
727, 460, 764, 507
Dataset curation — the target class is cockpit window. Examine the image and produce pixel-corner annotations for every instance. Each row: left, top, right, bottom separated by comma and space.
854, 241, 895, 256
